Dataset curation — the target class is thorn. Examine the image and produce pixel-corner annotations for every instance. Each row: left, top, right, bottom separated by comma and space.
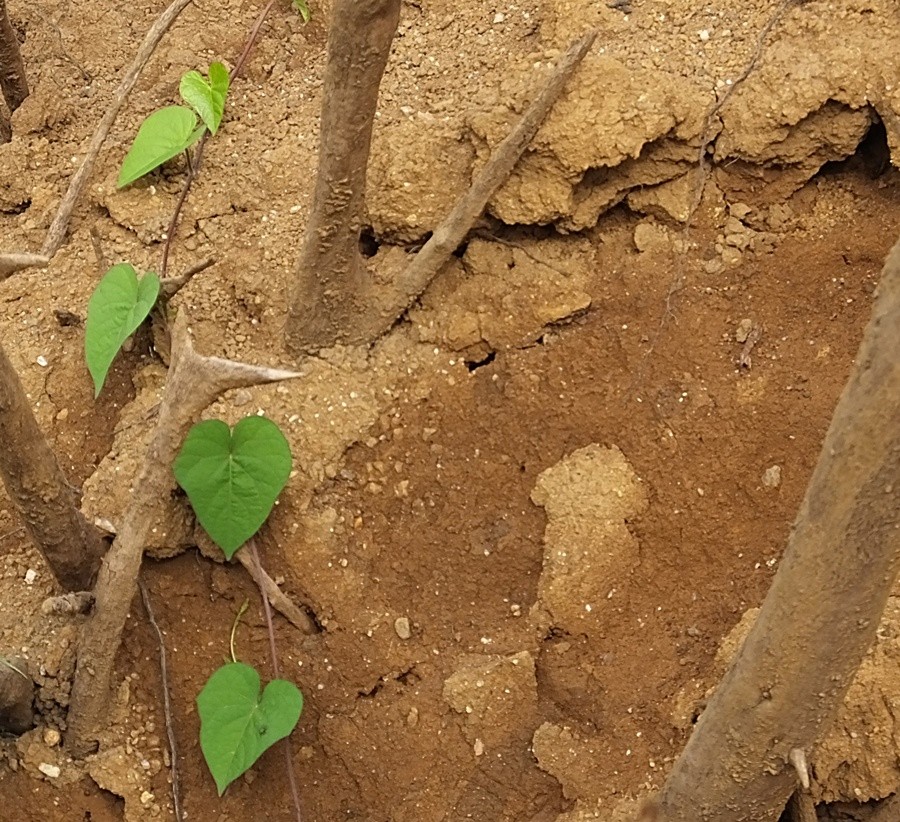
789, 747, 810, 790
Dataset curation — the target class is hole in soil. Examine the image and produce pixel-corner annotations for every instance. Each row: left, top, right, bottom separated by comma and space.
1, 199, 31, 215
465, 350, 496, 372
358, 225, 380, 258
818, 114, 891, 179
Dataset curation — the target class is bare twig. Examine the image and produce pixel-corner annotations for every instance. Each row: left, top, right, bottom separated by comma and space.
138, 579, 183, 822
67, 313, 303, 756
160, 0, 277, 278
40, 0, 196, 259
390, 30, 597, 315
235, 546, 317, 634
629, 0, 799, 396
785, 791, 817, 822
0, 253, 49, 283
160, 257, 216, 298
247, 538, 304, 822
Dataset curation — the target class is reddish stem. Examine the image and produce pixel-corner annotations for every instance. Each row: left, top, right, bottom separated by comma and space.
160, 0, 278, 277
248, 538, 303, 822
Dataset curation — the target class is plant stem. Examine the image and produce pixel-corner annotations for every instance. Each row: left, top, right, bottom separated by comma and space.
138, 579, 183, 822
248, 538, 303, 822
41, 0, 196, 259
159, 0, 277, 277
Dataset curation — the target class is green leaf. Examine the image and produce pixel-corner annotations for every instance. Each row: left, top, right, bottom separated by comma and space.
292, 0, 311, 23
173, 416, 292, 557
197, 662, 303, 795
85, 264, 160, 397
117, 106, 205, 188
180, 62, 230, 134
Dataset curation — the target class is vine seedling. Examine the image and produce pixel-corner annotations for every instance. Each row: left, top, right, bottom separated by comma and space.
174, 416, 304, 794
117, 61, 230, 188
85, 263, 160, 396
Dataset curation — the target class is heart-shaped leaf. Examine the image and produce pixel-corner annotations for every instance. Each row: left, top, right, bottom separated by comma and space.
173, 416, 292, 557
197, 662, 303, 795
117, 105, 205, 188
180, 62, 230, 134
85, 263, 160, 396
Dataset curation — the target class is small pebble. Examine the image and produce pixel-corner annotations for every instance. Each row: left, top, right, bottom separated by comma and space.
762, 465, 782, 488
36, 356, 48, 367
24, 569, 37, 585
394, 617, 412, 640
42, 728, 61, 747
38, 763, 60, 778
474, 739, 485, 756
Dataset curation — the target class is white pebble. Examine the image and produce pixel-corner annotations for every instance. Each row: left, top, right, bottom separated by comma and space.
36, 356, 48, 367
24, 569, 37, 585
38, 763, 60, 778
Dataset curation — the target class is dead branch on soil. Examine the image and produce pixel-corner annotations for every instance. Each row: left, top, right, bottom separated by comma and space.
390, 30, 598, 314
41, 0, 196, 259
235, 548, 317, 634
138, 579, 183, 822
66, 313, 303, 756
286, 21, 597, 352
0, 0, 195, 279
0, 252, 49, 282
651, 236, 900, 821
247, 538, 304, 822
0, 341, 107, 590
629, 0, 800, 395
785, 792, 816, 822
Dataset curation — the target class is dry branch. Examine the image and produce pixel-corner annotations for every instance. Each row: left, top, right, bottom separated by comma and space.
66, 314, 303, 756
235, 548, 317, 634
41, 0, 195, 259
391, 30, 597, 313
0, 0, 194, 276
652, 236, 900, 821
0, 252, 48, 283
0, 0, 28, 113
0, 341, 106, 590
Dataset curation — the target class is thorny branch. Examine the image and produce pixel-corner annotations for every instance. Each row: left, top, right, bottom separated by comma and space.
66, 313, 303, 756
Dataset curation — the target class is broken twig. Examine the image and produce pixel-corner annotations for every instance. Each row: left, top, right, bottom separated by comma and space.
392, 29, 598, 312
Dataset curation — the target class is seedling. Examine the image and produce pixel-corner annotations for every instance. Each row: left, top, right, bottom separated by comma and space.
174, 415, 303, 794
84, 263, 160, 396
117, 62, 230, 188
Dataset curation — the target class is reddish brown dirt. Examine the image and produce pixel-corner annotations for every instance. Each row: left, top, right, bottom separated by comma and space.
0, 0, 899, 821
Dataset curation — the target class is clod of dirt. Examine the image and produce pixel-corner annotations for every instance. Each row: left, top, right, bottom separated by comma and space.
472, 55, 705, 230
530, 445, 648, 637
89, 745, 163, 821
368, 113, 475, 242
443, 651, 538, 749
411, 236, 592, 356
